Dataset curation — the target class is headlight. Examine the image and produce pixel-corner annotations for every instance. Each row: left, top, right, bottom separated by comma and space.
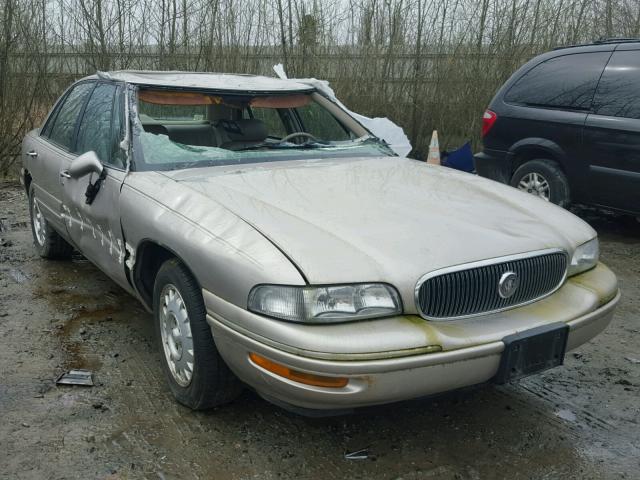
568, 237, 599, 276
248, 283, 402, 323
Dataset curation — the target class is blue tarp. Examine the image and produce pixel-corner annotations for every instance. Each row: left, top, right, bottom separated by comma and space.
441, 142, 474, 173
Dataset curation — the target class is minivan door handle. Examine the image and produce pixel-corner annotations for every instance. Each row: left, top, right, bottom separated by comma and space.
59, 170, 71, 179
26, 151, 38, 158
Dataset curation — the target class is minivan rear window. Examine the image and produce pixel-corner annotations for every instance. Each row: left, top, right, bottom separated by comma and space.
593, 50, 640, 119
504, 52, 611, 111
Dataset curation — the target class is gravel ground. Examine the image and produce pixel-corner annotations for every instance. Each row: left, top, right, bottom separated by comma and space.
0, 180, 639, 480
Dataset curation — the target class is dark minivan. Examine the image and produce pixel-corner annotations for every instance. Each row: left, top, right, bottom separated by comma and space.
475, 39, 640, 215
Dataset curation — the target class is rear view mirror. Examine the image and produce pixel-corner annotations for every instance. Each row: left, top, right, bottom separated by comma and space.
69, 151, 103, 179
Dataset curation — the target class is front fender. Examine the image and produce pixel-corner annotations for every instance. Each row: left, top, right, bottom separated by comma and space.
120, 171, 305, 308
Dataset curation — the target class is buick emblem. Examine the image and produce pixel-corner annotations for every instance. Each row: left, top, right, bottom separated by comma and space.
498, 271, 520, 299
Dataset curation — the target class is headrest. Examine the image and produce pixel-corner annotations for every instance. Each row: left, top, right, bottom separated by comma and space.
143, 124, 169, 136
218, 119, 267, 142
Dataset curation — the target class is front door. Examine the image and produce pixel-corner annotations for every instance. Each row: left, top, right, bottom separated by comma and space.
60, 82, 131, 291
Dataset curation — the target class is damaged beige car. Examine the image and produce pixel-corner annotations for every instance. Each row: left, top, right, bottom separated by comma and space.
21, 71, 619, 414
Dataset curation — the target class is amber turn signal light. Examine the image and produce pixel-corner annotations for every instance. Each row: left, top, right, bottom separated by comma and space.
249, 353, 348, 388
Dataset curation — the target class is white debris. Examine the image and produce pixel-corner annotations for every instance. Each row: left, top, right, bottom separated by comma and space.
273, 64, 412, 157
273, 64, 288, 80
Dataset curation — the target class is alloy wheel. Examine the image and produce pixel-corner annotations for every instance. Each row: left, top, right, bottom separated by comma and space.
517, 172, 550, 201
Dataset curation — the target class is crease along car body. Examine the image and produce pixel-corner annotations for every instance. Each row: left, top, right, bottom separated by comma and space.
21, 71, 619, 414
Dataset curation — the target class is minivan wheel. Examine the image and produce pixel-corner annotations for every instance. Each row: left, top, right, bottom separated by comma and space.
28, 185, 73, 259
510, 159, 570, 207
153, 258, 242, 409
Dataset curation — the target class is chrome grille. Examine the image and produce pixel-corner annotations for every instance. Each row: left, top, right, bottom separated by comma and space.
416, 250, 567, 320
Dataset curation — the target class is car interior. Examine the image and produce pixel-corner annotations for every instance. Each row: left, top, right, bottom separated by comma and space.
137, 90, 360, 151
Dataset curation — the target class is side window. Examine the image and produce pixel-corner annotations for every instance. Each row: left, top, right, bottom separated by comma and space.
47, 82, 95, 150
250, 107, 288, 138
504, 52, 611, 111
295, 101, 351, 140
76, 83, 124, 167
593, 51, 640, 119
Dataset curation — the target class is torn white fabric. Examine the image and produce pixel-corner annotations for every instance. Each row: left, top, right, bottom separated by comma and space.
273, 64, 412, 157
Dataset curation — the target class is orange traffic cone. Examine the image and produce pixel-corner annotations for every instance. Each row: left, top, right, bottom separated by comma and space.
427, 130, 440, 165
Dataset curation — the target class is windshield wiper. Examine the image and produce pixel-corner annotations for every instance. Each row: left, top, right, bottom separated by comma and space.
233, 141, 330, 152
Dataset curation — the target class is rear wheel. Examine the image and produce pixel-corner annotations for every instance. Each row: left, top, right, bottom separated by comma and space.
153, 258, 242, 409
28, 186, 73, 259
510, 159, 570, 207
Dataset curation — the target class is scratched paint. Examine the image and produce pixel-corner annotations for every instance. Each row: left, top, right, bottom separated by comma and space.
61, 204, 125, 265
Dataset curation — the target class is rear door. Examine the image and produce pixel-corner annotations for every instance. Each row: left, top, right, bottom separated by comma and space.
583, 47, 640, 213
25, 82, 95, 233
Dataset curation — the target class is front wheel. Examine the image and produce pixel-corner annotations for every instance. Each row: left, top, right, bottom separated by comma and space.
510, 159, 571, 207
153, 258, 242, 409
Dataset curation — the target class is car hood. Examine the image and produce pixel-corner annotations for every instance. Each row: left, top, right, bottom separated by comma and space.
163, 156, 595, 310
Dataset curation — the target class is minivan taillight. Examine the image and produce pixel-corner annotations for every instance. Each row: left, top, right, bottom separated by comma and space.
481, 110, 497, 138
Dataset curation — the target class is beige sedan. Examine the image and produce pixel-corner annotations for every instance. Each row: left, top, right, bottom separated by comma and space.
21, 71, 618, 414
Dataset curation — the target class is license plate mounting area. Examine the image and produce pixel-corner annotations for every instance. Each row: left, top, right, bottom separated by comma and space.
494, 322, 569, 384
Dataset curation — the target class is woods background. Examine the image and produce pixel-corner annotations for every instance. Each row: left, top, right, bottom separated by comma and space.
1, 0, 638, 176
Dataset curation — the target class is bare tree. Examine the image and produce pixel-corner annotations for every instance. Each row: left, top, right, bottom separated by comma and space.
2, 0, 639, 176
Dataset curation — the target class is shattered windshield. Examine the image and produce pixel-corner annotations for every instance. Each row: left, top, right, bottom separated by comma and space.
132, 89, 394, 170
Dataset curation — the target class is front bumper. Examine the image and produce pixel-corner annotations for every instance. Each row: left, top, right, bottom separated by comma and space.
205, 264, 619, 411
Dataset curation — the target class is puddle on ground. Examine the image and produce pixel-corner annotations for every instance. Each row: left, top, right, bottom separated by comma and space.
33, 263, 133, 372
57, 305, 123, 370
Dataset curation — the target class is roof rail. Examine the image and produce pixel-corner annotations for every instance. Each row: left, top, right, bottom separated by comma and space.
592, 37, 640, 44
553, 37, 640, 51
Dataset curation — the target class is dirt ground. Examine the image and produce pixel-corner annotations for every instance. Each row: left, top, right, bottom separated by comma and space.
0, 180, 638, 480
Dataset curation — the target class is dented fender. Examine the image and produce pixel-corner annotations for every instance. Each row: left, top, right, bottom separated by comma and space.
120, 171, 305, 309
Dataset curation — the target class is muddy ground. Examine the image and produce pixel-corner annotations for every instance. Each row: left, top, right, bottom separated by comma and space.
0, 180, 638, 480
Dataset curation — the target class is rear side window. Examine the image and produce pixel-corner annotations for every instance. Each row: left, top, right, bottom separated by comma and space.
504, 52, 611, 111
593, 51, 640, 119
47, 82, 95, 150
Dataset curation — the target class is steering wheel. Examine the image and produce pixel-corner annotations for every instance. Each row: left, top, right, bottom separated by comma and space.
279, 132, 318, 144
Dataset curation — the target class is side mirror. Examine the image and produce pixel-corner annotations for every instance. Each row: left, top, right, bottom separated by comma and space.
69, 151, 103, 179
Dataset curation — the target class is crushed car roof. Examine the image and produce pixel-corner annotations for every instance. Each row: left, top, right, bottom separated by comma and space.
90, 70, 315, 93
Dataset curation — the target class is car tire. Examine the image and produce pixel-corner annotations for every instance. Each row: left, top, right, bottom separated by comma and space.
28, 185, 73, 259
153, 258, 242, 410
510, 159, 570, 207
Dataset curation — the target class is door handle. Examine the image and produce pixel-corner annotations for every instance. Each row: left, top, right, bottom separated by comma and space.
60, 170, 71, 179
26, 151, 38, 158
